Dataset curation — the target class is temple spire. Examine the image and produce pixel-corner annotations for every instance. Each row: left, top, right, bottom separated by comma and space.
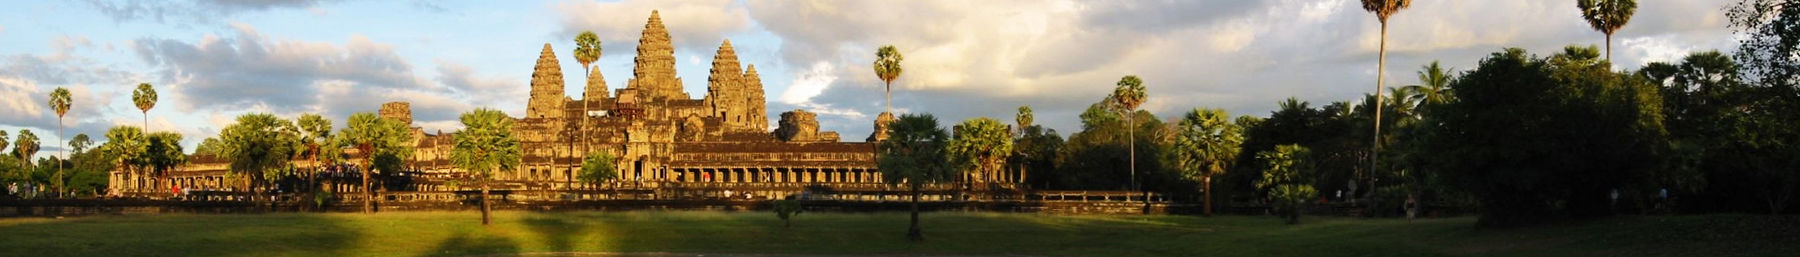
527, 43, 565, 120
630, 10, 685, 101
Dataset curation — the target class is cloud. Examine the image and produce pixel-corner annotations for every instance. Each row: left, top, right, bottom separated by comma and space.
742, 0, 1739, 139
553, 0, 753, 56
81, 0, 341, 24
133, 23, 432, 113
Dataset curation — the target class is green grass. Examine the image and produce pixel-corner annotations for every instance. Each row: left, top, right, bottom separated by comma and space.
0, 211, 1794, 257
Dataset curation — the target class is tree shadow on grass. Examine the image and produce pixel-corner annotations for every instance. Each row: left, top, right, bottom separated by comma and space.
0, 213, 359, 257
522, 215, 581, 253
418, 228, 520, 257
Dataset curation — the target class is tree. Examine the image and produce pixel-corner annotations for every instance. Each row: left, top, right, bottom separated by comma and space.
339, 112, 415, 213
103, 126, 146, 194
1427, 47, 1665, 226
1111, 75, 1147, 202
194, 137, 225, 156
577, 151, 617, 188
773, 198, 803, 228
218, 114, 299, 196
1578, 0, 1638, 60
948, 117, 1014, 186
144, 132, 186, 197
132, 83, 157, 130
877, 114, 949, 241
1016, 106, 1034, 129
297, 114, 332, 175
1257, 144, 1316, 224
49, 87, 70, 197
873, 45, 904, 114
13, 130, 39, 172
1360, 0, 1411, 196
1719, 0, 1800, 213
69, 134, 92, 155
1403, 61, 1456, 111
1173, 108, 1243, 216
451, 108, 521, 226
574, 30, 602, 172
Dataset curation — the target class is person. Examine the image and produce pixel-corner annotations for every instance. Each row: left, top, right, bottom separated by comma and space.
1405, 195, 1418, 223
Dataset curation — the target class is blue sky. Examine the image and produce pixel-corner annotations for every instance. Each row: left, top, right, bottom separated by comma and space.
0, 0, 1739, 157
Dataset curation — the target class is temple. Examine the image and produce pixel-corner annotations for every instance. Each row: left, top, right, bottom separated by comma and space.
106, 11, 1027, 201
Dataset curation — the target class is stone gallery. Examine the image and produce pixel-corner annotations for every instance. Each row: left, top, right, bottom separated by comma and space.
106, 11, 1029, 201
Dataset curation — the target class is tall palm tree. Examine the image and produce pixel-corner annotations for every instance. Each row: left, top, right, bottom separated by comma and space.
1578, 0, 1637, 61
48, 87, 71, 197
873, 45, 904, 115
1111, 75, 1146, 204
132, 83, 157, 131
573, 30, 601, 178
1360, 0, 1410, 190
14, 130, 40, 172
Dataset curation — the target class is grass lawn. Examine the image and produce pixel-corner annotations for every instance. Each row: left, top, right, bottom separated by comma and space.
0, 211, 1794, 257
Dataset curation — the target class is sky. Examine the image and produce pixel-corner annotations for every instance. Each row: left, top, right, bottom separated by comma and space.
0, 0, 1740, 157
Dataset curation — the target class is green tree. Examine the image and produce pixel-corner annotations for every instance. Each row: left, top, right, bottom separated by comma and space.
1718, 0, 1800, 213
1173, 108, 1243, 216
339, 112, 415, 213
1111, 75, 1147, 200
773, 198, 803, 228
878, 114, 949, 241
1257, 144, 1315, 224
873, 45, 904, 114
132, 83, 157, 130
49, 87, 71, 197
1427, 47, 1666, 226
1016, 106, 1034, 129
451, 108, 521, 226
949, 117, 1013, 186
297, 114, 333, 176
144, 132, 186, 197
1402, 61, 1456, 112
13, 130, 39, 172
69, 134, 92, 155
574, 30, 602, 168
578, 151, 617, 188
1578, 0, 1638, 60
194, 137, 224, 156
218, 114, 299, 196
103, 126, 146, 194
1360, 0, 1411, 195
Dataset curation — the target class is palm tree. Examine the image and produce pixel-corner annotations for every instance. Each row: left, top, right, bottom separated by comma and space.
1174, 108, 1243, 216
103, 126, 146, 194
1578, 0, 1637, 60
451, 108, 521, 225
1111, 75, 1147, 207
1401, 61, 1455, 111
873, 45, 904, 115
1016, 106, 1034, 130
297, 113, 332, 196
14, 130, 39, 173
573, 30, 601, 178
132, 83, 157, 131
1361, 0, 1410, 190
877, 113, 950, 241
340, 112, 414, 213
49, 87, 71, 197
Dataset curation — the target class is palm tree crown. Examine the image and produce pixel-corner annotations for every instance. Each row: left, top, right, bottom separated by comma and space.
1578, 0, 1637, 60
132, 83, 157, 130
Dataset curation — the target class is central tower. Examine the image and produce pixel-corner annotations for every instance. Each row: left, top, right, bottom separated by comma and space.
628, 10, 687, 102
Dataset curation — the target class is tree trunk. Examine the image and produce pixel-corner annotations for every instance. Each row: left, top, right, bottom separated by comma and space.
1203, 174, 1213, 217
362, 158, 372, 213
907, 182, 922, 241
56, 118, 63, 198
884, 81, 893, 115
1605, 33, 1612, 61
1370, 21, 1389, 203
482, 180, 492, 225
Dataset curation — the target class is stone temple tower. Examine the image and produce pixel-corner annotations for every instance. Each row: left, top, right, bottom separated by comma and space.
629, 10, 687, 102
527, 43, 565, 120
706, 39, 748, 131
743, 64, 769, 131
